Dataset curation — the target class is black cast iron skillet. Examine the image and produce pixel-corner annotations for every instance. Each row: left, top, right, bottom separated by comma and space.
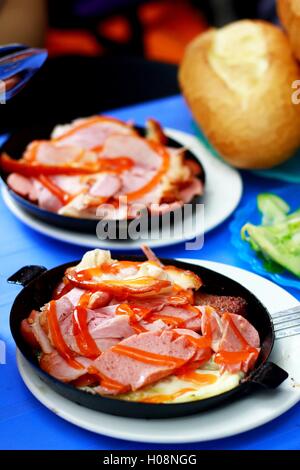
0, 124, 205, 234
8, 256, 288, 419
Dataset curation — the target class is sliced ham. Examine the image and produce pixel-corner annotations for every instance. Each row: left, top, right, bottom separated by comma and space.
20, 311, 40, 349
88, 291, 112, 309
52, 117, 134, 149
50, 175, 86, 195
141, 319, 168, 332
216, 313, 260, 374
130, 183, 163, 206
118, 167, 156, 195
185, 316, 202, 332
101, 134, 162, 170
219, 313, 260, 351
41, 298, 134, 357
26, 141, 86, 165
200, 306, 224, 352
58, 307, 78, 353
54, 296, 73, 323
30, 310, 53, 354
60, 287, 85, 306
53, 173, 121, 217
57, 308, 132, 354
33, 179, 63, 212
103, 303, 201, 332
93, 330, 197, 394
87, 309, 134, 342
178, 177, 204, 203
39, 351, 88, 382
94, 338, 121, 351
173, 328, 201, 339
127, 296, 169, 313
89, 173, 121, 198
151, 305, 201, 331
7, 173, 37, 201
173, 328, 212, 364
127, 291, 192, 313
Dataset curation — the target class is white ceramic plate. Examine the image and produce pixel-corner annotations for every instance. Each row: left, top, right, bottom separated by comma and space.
2, 129, 242, 250
17, 260, 300, 444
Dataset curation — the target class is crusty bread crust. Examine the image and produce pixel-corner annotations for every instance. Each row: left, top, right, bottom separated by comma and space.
179, 20, 300, 169
278, 0, 300, 61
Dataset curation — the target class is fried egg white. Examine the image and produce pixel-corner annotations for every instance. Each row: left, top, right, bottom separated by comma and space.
117, 368, 243, 404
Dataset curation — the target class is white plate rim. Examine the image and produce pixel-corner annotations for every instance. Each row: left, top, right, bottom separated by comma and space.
16, 260, 300, 444
1, 129, 243, 250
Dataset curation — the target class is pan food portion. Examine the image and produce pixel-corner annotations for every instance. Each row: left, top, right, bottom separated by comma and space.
20, 246, 261, 404
0, 115, 204, 220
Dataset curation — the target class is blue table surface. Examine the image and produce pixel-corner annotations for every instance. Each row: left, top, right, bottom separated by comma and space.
0, 95, 299, 450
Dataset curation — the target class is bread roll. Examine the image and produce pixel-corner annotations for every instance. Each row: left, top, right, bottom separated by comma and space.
179, 20, 300, 169
278, 0, 300, 61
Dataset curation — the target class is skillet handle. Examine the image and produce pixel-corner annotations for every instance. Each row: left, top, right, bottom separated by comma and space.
247, 362, 288, 389
7, 265, 47, 286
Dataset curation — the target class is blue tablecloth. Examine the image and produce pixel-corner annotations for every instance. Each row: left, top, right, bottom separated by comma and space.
0, 95, 299, 450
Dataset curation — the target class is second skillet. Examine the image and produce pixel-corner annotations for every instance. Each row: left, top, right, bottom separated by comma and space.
0, 124, 205, 233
